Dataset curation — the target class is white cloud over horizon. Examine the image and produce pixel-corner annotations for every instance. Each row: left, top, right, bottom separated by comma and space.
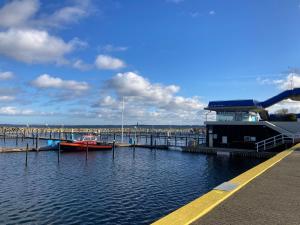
258, 72, 300, 113
93, 72, 205, 124
0, 106, 34, 116
257, 72, 300, 90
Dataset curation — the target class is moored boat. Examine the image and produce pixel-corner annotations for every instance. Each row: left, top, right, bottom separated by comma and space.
59, 135, 113, 151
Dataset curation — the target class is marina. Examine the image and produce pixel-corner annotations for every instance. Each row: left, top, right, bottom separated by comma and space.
0, 0, 299, 224
0, 146, 263, 225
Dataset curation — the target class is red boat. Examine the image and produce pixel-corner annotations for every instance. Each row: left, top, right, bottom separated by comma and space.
59, 135, 113, 151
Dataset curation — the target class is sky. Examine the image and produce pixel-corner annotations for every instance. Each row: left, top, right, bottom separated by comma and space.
0, 0, 300, 125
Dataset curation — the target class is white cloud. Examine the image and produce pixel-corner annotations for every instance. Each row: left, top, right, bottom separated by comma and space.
95, 55, 126, 70
36, 0, 91, 28
0, 29, 80, 63
258, 72, 300, 113
0, 0, 39, 28
258, 73, 300, 90
101, 44, 128, 52
274, 73, 300, 90
72, 59, 92, 71
31, 74, 89, 91
94, 72, 205, 124
0, 106, 34, 116
0, 71, 14, 80
0, 96, 15, 102
0, 0, 90, 64
106, 72, 180, 103
267, 99, 300, 114
0, 0, 90, 28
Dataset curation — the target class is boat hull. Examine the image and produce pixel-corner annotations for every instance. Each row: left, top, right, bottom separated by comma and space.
59, 142, 113, 151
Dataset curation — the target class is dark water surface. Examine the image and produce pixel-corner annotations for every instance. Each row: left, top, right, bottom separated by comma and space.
0, 148, 264, 225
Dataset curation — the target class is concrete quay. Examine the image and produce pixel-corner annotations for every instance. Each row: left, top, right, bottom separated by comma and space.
193, 146, 300, 225
153, 144, 300, 225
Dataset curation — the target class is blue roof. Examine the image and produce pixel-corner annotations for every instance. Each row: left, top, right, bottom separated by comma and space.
206, 88, 300, 111
208, 99, 260, 108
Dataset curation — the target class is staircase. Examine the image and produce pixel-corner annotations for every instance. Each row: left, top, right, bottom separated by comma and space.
255, 133, 300, 152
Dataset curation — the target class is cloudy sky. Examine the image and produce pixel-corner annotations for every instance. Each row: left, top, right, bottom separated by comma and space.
0, 0, 300, 125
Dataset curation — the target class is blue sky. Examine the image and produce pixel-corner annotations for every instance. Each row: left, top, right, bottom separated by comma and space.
0, 0, 300, 125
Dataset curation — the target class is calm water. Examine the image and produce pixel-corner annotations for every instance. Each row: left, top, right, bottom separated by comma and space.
0, 148, 264, 224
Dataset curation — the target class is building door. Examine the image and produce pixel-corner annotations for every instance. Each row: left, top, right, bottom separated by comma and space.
209, 134, 213, 147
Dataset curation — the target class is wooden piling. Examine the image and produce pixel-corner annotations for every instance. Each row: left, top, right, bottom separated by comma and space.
86, 142, 89, 161
112, 140, 115, 159
25, 143, 28, 166
58, 143, 60, 163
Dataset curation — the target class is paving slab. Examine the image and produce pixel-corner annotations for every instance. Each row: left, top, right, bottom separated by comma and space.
193, 149, 300, 225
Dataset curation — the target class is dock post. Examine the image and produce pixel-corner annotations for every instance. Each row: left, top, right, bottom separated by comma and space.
112, 140, 115, 159
16, 133, 18, 146
25, 143, 28, 166
58, 143, 60, 163
86, 142, 89, 161
36, 133, 39, 151
32, 131, 34, 146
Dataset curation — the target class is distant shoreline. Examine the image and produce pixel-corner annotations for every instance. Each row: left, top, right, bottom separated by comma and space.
0, 124, 205, 129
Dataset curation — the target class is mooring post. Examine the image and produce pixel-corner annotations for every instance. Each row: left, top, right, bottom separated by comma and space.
32, 131, 34, 146
58, 143, 60, 163
112, 140, 115, 159
36, 133, 39, 151
25, 143, 28, 166
86, 142, 89, 161
16, 133, 18, 146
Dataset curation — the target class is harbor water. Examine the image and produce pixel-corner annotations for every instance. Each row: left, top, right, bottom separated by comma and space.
0, 147, 264, 224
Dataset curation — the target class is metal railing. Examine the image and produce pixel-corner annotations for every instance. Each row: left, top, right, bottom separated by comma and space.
255, 133, 300, 152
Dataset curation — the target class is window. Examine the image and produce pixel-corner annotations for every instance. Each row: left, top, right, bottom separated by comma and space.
244, 136, 251, 142
244, 136, 256, 142
250, 136, 256, 142
222, 136, 227, 144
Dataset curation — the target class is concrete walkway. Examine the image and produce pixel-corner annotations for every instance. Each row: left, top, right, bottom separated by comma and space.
193, 149, 300, 225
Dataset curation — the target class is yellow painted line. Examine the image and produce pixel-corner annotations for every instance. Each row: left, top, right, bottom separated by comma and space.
152, 144, 299, 225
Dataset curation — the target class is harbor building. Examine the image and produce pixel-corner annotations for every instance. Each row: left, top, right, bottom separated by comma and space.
205, 88, 300, 151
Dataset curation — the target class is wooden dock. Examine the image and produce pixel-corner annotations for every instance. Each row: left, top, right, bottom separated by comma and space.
183, 146, 277, 158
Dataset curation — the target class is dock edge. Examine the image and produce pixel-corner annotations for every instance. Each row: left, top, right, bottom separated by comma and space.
151, 144, 299, 225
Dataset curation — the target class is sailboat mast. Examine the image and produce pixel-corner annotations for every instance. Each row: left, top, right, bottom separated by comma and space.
121, 96, 124, 143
